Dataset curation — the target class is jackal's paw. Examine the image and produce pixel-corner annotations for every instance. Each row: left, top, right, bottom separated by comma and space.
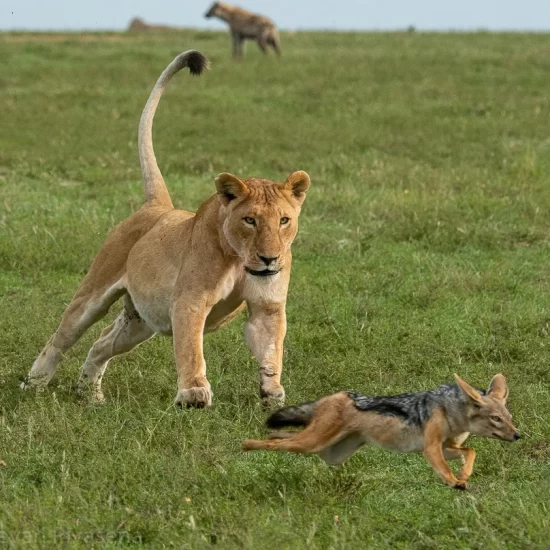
174, 387, 213, 409
260, 384, 285, 409
452, 480, 468, 490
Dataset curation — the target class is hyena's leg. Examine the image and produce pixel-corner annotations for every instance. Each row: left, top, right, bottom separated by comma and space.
231, 31, 244, 58
256, 36, 268, 54
268, 32, 281, 56
23, 278, 125, 389
76, 295, 154, 403
245, 302, 287, 406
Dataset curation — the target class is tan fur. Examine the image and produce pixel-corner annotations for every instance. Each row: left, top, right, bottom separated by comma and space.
205, 2, 281, 58
22, 50, 310, 408
243, 375, 519, 490
127, 18, 179, 32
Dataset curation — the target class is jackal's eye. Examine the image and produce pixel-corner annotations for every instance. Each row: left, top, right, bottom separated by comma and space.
491, 415, 502, 423
243, 217, 256, 226
280, 217, 290, 225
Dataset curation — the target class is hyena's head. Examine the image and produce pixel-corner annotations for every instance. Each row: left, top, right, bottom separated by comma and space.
204, 2, 221, 18
455, 373, 520, 442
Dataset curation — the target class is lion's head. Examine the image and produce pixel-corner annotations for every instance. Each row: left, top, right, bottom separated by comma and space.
215, 171, 310, 277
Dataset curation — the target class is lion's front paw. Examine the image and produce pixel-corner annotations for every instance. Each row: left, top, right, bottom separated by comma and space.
261, 385, 285, 409
174, 387, 213, 409
76, 381, 105, 405
20, 376, 47, 393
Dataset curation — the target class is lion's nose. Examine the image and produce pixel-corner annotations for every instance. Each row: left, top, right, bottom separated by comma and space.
258, 255, 278, 266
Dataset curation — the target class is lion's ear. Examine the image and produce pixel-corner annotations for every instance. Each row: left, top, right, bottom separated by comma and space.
284, 171, 310, 203
215, 173, 247, 206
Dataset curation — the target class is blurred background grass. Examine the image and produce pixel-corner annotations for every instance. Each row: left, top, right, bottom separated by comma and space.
0, 30, 549, 548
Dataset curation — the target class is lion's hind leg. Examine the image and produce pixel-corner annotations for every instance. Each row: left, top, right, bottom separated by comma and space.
23, 276, 126, 390
77, 295, 154, 403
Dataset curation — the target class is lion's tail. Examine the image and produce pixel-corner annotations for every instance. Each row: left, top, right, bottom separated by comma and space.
138, 50, 209, 208
266, 400, 318, 429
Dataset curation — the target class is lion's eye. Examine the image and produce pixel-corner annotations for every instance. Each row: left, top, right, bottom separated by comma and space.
243, 217, 256, 225
491, 415, 502, 423
280, 217, 290, 225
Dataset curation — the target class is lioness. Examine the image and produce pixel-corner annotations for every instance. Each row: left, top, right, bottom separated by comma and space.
22, 50, 310, 408
204, 2, 281, 58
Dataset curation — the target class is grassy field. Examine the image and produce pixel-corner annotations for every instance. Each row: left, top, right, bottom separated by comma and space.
1, 29, 550, 548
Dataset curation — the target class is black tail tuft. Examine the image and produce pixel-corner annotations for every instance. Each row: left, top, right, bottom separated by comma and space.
266, 401, 317, 429
186, 51, 209, 76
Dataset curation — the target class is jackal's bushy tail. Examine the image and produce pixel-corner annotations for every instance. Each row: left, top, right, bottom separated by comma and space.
266, 400, 318, 429
138, 50, 209, 208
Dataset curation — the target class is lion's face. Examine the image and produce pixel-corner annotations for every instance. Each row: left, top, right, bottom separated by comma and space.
216, 172, 310, 277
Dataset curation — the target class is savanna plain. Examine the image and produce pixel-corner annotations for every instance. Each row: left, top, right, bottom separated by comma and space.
1, 29, 549, 549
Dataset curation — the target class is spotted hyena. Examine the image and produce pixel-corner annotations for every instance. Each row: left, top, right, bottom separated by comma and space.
205, 2, 281, 58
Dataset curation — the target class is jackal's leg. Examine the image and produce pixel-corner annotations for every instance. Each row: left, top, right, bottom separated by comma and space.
23, 277, 125, 389
423, 411, 466, 489
443, 446, 476, 482
442, 448, 464, 462
76, 295, 154, 403
243, 402, 346, 455
455, 447, 476, 482
317, 433, 364, 466
267, 431, 296, 440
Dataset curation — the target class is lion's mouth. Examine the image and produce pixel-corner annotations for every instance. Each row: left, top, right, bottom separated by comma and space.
245, 267, 280, 277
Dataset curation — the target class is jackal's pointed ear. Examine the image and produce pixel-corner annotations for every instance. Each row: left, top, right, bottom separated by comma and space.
487, 373, 509, 404
215, 173, 247, 206
283, 171, 310, 203
454, 374, 484, 404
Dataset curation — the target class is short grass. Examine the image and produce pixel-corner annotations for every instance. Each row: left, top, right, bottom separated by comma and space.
1, 29, 550, 549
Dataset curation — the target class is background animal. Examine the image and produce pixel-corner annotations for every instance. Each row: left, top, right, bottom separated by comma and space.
127, 17, 179, 32
204, 2, 281, 58
243, 374, 520, 490
21, 49, 310, 409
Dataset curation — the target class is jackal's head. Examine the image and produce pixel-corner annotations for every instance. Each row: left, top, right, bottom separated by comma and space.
455, 373, 520, 442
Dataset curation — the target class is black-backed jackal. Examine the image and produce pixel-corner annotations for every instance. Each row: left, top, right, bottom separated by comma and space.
205, 2, 281, 58
243, 374, 520, 489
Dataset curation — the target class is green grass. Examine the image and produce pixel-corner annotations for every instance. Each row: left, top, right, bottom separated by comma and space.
1, 29, 550, 548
